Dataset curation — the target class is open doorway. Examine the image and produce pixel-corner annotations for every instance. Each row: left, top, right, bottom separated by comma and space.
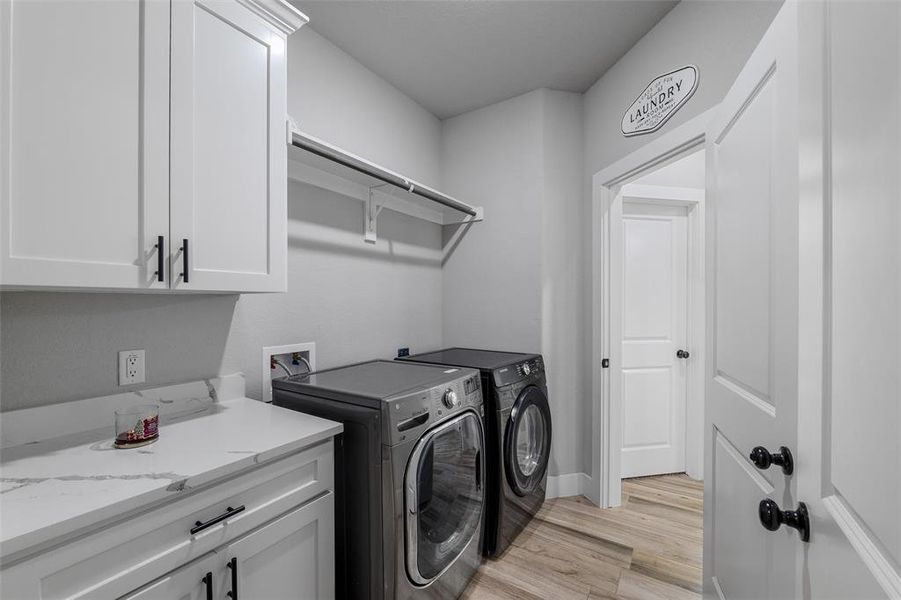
590, 109, 713, 509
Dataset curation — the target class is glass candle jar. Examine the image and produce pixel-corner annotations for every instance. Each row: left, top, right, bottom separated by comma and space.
114, 404, 160, 448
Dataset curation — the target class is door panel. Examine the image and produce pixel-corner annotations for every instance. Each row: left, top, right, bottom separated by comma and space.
170, 0, 287, 292
224, 493, 335, 600
798, 2, 900, 598
621, 206, 687, 477
119, 554, 219, 600
712, 430, 773, 600
1, 0, 169, 289
713, 77, 772, 404
704, 3, 798, 598
827, 0, 900, 566
193, 5, 270, 276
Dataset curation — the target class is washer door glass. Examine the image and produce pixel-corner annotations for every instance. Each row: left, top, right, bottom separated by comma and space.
505, 386, 552, 496
405, 411, 484, 586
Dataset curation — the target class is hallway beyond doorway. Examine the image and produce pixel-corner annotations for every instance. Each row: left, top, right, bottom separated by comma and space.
462, 474, 702, 599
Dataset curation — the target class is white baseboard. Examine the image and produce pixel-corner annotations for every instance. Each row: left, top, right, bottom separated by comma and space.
546, 472, 592, 499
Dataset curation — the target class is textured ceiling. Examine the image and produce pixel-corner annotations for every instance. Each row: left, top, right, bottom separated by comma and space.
291, 0, 678, 119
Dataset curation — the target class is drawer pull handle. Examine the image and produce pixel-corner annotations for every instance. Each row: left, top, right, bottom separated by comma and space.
202, 572, 213, 600
190, 505, 245, 535
227, 557, 238, 599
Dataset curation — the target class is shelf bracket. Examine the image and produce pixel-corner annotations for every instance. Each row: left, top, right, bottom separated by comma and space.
364, 185, 389, 243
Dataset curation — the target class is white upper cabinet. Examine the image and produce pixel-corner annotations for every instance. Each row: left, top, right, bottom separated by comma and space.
0, 0, 306, 292
0, 0, 170, 290
170, 0, 290, 292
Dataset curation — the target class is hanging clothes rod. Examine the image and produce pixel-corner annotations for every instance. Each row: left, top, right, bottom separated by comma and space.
291, 131, 478, 218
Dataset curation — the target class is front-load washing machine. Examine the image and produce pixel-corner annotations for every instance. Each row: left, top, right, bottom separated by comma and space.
398, 349, 552, 557
272, 360, 485, 599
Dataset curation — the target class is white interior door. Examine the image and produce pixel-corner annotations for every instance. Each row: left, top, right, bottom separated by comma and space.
703, 3, 799, 598
620, 202, 688, 478
796, 2, 900, 598
170, 0, 287, 292
0, 0, 169, 290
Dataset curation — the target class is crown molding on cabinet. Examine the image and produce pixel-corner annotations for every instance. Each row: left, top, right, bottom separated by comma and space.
238, 0, 309, 35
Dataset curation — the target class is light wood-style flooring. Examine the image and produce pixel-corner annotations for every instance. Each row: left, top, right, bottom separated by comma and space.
461, 474, 703, 600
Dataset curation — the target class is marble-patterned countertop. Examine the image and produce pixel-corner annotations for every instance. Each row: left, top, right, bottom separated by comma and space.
0, 375, 342, 561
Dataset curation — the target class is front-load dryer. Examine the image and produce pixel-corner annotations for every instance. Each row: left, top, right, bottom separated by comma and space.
398, 349, 552, 557
272, 360, 485, 599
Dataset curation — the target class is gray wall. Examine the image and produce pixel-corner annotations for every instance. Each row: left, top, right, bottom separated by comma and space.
440, 89, 584, 477
441, 90, 544, 353
579, 0, 782, 474
0, 26, 444, 411
540, 91, 585, 478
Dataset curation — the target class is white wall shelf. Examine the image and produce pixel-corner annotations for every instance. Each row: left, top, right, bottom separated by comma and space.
287, 130, 484, 242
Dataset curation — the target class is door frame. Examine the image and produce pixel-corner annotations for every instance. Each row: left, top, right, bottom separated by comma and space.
589, 107, 716, 508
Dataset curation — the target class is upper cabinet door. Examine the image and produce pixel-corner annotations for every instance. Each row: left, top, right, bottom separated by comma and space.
170, 0, 288, 293
0, 0, 170, 290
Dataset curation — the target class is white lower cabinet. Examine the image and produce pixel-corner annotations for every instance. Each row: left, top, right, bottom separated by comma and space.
119, 553, 220, 600
220, 493, 334, 600
0, 440, 335, 600
121, 494, 335, 600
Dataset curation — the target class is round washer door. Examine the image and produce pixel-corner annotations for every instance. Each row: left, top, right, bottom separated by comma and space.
404, 410, 484, 586
504, 385, 552, 496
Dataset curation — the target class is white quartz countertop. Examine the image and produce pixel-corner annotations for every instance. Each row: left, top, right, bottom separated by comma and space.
0, 378, 342, 561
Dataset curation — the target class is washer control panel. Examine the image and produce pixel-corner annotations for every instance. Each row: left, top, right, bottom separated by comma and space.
494, 356, 544, 387
386, 370, 482, 444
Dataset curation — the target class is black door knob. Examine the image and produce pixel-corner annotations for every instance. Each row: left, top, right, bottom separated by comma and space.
749, 445, 794, 475
758, 499, 810, 542
676, 349, 690, 359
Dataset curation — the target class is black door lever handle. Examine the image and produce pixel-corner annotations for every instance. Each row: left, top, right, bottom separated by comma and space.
750, 446, 794, 475
676, 349, 690, 359
759, 499, 810, 542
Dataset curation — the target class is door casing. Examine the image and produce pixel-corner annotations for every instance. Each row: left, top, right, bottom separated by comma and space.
590, 108, 715, 508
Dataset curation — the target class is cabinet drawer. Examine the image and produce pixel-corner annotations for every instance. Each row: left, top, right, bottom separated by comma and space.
0, 439, 333, 599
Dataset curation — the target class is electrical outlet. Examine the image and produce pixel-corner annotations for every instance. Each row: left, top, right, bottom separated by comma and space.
397, 347, 410, 357
118, 349, 145, 386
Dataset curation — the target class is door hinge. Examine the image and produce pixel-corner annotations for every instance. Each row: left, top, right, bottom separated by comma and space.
601, 358, 610, 368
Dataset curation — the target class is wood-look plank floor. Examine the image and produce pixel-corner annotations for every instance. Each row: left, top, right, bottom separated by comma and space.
461, 474, 703, 600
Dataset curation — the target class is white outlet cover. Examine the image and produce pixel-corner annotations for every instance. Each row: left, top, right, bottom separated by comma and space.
118, 349, 146, 386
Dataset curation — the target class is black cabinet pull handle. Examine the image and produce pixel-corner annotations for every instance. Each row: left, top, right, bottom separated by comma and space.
759, 499, 810, 542
180, 238, 190, 283
154, 235, 165, 282
676, 349, 690, 359
227, 557, 238, 599
190, 505, 245, 535
202, 571, 213, 600
750, 446, 794, 475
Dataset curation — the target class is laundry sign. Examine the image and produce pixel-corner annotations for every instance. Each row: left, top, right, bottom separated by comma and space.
621, 65, 698, 137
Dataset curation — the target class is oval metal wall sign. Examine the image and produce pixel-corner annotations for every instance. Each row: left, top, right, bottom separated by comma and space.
621, 65, 699, 137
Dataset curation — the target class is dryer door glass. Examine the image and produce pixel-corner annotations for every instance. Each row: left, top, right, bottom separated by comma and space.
405, 411, 484, 585
505, 385, 552, 495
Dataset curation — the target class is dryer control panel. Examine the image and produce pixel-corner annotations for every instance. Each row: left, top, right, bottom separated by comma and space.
384, 370, 482, 445
493, 356, 544, 388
